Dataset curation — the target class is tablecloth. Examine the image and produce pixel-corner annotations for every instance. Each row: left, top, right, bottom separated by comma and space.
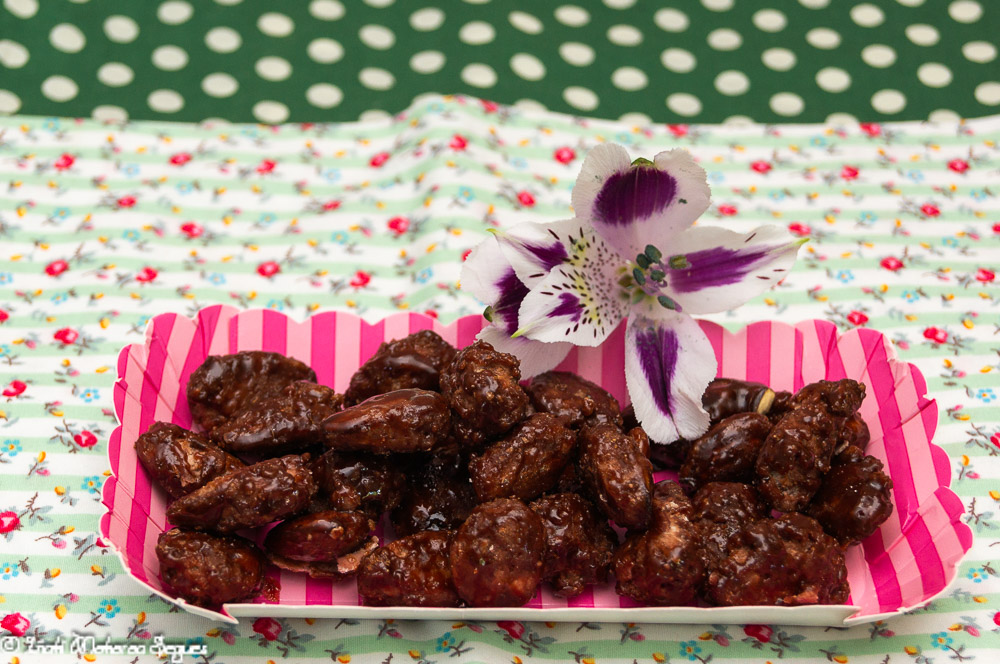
0, 95, 998, 662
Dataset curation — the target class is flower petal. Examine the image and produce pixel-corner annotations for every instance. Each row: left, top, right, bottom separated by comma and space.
516, 218, 628, 346
572, 145, 710, 260
459, 236, 528, 336
492, 220, 572, 287
624, 311, 717, 443
646, 225, 805, 315
477, 325, 572, 379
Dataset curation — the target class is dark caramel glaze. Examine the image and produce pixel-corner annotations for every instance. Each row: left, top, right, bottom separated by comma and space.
156, 529, 264, 607
807, 445, 894, 546
449, 498, 546, 607
705, 513, 850, 607
268, 537, 378, 580
166, 454, 316, 533
358, 531, 462, 607
702, 378, 775, 426
469, 413, 577, 502
836, 412, 871, 455
755, 403, 838, 512
345, 330, 457, 406
264, 510, 375, 562
525, 371, 622, 429
135, 421, 243, 499
613, 481, 706, 606
212, 381, 343, 456
322, 388, 452, 454
576, 421, 653, 530
186, 351, 316, 432
679, 412, 771, 493
391, 455, 477, 536
311, 450, 406, 518
691, 482, 768, 572
529, 493, 615, 598
791, 379, 866, 418
767, 390, 794, 425
440, 340, 530, 441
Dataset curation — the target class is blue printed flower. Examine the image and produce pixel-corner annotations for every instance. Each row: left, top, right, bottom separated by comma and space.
901, 290, 920, 303
931, 632, 952, 650
258, 213, 277, 225
184, 637, 205, 649
457, 186, 475, 202
3, 440, 21, 458
122, 229, 140, 242
679, 641, 701, 661
80, 388, 100, 403
966, 567, 985, 583
175, 181, 195, 195
510, 157, 528, 170
321, 168, 341, 182
614, 131, 634, 145
906, 169, 925, 183
415, 268, 433, 284
970, 188, 988, 201
976, 388, 996, 404
0, 345, 11, 357
331, 231, 349, 245
122, 163, 141, 177
53, 207, 71, 220
835, 269, 854, 284
97, 598, 120, 619
50, 292, 69, 305
1, 562, 19, 580
941, 236, 958, 248
0, 273, 13, 285
707, 171, 725, 184
207, 272, 226, 285
768, 189, 786, 201
809, 135, 828, 147
266, 299, 284, 311
43, 118, 61, 132
82, 476, 102, 494
137, 315, 151, 328
858, 211, 878, 224
436, 632, 455, 652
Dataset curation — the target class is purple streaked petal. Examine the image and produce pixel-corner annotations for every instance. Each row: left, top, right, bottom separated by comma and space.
594, 166, 677, 228
494, 220, 573, 287
460, 234, 530, 335
548, 292, 582, 322
492, 268, 530, 335
477, 325, 572, 379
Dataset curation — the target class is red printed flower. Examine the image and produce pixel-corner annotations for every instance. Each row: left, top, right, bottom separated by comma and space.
252, 617, 282, 641
45, 259, 70, 277
480, 99, 499, 113
993, 222, 1000, 235
54, 153, 75, 171
322, 200, 341, 211
947, 158, 969, 174
461, 249, 473, 261
449, 134, 468, 150
975, 268, 995, 283
750, 160, 772, 174
847, 310, 869, 326
387, 216, 410, 236
350, 270, 372, 288
369, 152, 390, 168
257, 261, 281, 278
0, 310, 8, 324
2, 380, 26, 397
991, 433, 1000, 450
256, 159, 277, 174
994, 611, 1000, 627
135, 267, 158, 283
859, 122, 881, 137
743, 625, 772, 643
667, 124, 689, 137
517, 191, 536, 207
53, 328, 79, 345
169, 153, 192, 166
880, 256, 904, 272
180, 222, 203, 239
497, 621, 524, 640
554, 147, 576, 164
923, 327, 948, 344
1, 612, 29, 637
116, 195, 137, 208
840, 165, 859, 181
920, 203, 940, 217
0, 511, 19, 534
717, 204, 738, 216
787, 222, 811, 237
74, 430, 98, 448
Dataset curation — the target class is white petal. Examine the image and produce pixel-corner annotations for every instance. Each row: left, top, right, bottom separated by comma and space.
571, 142, 631, 221
477, 325, 572, 379
493, 219, 575, 287
459, 236, 529, 336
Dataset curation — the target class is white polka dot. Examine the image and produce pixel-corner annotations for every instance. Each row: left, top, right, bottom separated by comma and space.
928, 108, 961, 122
253, 100, 289, 124
97, 62, 133, 87
905, 24, 939, 46
555, 5, 589, 27
511, 53, 546, 80
619, 112, 651, 125
798, 0, 829, 7
49, 24, 86, 53
917, 62, 952, 87
513, 99, 547, 113
723, 115, 755, 127
201, 72, 238, 97
103, 15, 139, 43
306, 83, 343, 108
871, 89, 906, 113
654, 8, 688, 32
3, 0, 37, 19
255, 55, 291, 81
0, 90, 22, 114
896, 0, 924, 5
41, 75, 78, 102
0, 40, 29, 68
963, 41, 997, 63
707, 28, 741, 50
611, 66, 647, 90
410, 8, 444, 31
714, 70, 749, 95
560, 42, 595, 66
666, 93, 701, 116
825, 112, 858, 125
661, 47, 696, 73
604, 0, 635, 8
974, 81, 1000, 105
148, 89, 184, 113
359, 67, 395, 90
364, 0, 394, 6
258, 12, 294, 37
770, 92, 804, 116
214, 0, 243, 5
68, 0, 88, 3
806, 27, 840, 49
607, 24, 642, 46
701, 0, 733, 10
158, 1, 192, 24
851, 4, 884, 27
761, 47, 795, 71
508, 11, 543, 34
360, 24, 395, 49
410, 50, 445, 73
358, 109, 391, 122
92, 105, 128, 122
948, 0, 982, 23
563, 85, 598, 111
460, 63, 497, 88
205, 27, 241, 53
310, 0, 344, 20
151, 45, 188, 71
861, 44, 896, 67
459, 21, 495, 44
308, 38, 343, 63
816, 67, 851, 92
752, 9, 786, 32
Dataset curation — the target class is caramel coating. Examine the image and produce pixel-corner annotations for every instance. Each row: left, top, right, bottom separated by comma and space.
623, 404, 690, 470
311, 450, 406, 518
264, 510, 375, 563
525, 371, 622, 429
449, 498, 546, 607
529, 493, 615, 598
836, 412, 871, 454
791, 379, 866, 418
440, 340, 530, 440
391, 456, 477, 536
135, 422, 243, 499
212, 382, 343, 456
691, 482, 768, 571
767, 390, 794, 425
186, 351, 316, 432
576, 421, 653, 530
345, 330, 457, 406
322, 389, 452, 454
755, 403, 838, 512
703, 378, 776, 425
469, 413, 577, 502
358, 531, 462, 607
613, 481, 706, 606
679, 413, 771, 493
156, 529, 264, 607
166, 454, 316, 533
807, 445, 894, 546
705, 513, 850, 607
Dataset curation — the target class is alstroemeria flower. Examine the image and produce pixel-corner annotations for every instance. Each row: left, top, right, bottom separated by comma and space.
462, 144, 805, 442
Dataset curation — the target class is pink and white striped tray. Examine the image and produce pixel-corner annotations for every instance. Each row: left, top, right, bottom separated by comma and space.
100, 305, 972, 625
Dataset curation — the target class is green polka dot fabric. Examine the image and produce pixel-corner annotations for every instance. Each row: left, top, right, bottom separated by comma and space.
1, 0, 999, 123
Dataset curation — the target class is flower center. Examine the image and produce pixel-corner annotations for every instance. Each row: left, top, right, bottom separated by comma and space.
619, 243, 684, 311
